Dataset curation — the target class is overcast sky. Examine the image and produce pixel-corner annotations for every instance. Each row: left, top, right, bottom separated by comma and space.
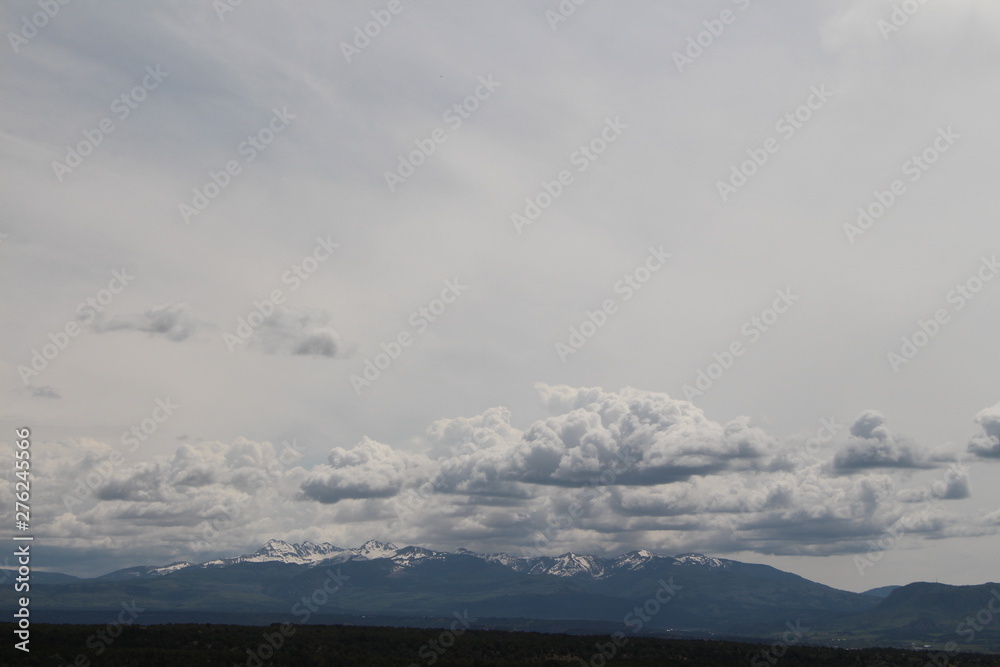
2, 0, 999, 592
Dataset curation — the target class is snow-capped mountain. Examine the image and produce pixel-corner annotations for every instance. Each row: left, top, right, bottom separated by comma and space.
20, 538, 893, 644
203, 539, 350, 567
461, 547, 727, 579
674, 552, 727, 568
611, 549, 671, 571
531, 552, 606, 578
107, 539, 732, 580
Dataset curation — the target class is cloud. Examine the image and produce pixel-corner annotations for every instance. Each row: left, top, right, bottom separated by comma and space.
30, 385, 60, 399
95, 439, 292, 503
897, 464, 971, 502
98, 301, 199, 341
98, 462, 168, 502
968, 401, 1000, 458
831, 411, 929, 472
9, 387, 997, 569
434, 385, 776, 493
299, 438, 419, 504
251, 307, 341, 357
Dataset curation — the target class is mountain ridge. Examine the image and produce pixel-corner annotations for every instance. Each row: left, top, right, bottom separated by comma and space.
7, 541, 1000, 650
99, 538, 733, 581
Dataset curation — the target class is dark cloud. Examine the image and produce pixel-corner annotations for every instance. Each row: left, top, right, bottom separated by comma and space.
898, 465, 971, 502
832, 411, 929, 472
97, 463, 168, 502
253, 307, 341, 358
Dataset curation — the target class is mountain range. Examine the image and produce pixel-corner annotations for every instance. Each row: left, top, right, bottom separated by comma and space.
4, 539, 999, 652
99, 538, 735, 580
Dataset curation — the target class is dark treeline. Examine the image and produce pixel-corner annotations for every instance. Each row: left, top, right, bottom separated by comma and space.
3, 622, 1000, 666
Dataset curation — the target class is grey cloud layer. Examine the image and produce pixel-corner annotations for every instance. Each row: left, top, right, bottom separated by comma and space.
14, 386, 998, 568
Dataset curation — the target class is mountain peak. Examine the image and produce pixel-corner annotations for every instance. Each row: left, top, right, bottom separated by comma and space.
357, 539, 398, 559
674, 552, 726, 568
258, 539, 293, 551
201, 540, 732, 576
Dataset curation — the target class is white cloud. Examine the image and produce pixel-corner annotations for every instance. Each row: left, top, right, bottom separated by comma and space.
10, 386, 994, 571
299, 437, 422, 503
968, 401, 1000, 458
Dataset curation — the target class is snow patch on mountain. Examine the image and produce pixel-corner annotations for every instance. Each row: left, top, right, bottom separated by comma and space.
204, 539, 349, 567
674, 552, 728, 568
149, 562, 195, 575
145, 540, 731, 579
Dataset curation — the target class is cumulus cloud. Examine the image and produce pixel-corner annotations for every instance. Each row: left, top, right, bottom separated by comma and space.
98, 301, 200, 341
96, 439, 295, 503
967, 401, 1000, 458
9, 387, 997, 570
299, 438, 421, 503
434, 385, 776, 493
897, 464, 971, 502
831, 411, 929, 472
251, 307, 341, 357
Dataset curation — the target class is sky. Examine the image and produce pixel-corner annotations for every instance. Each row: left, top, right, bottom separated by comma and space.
1, 0, 999, 593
